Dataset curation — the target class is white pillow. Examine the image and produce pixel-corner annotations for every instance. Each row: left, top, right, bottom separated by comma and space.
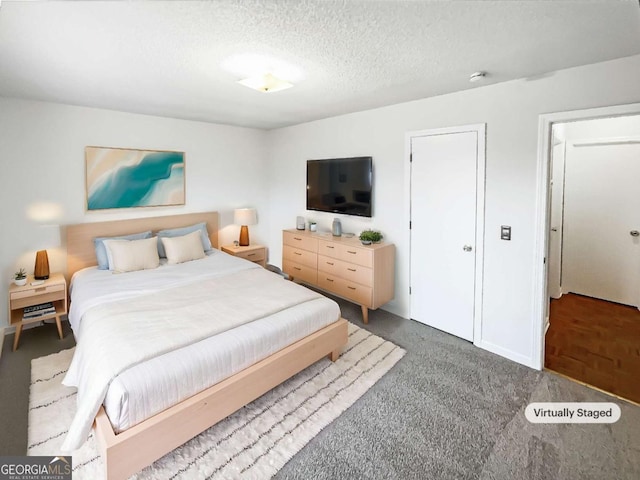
160, 230, 206, 265
103, 236, 160, 273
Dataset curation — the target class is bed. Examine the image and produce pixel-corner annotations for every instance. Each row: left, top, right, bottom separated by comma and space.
64, 212, 348, 480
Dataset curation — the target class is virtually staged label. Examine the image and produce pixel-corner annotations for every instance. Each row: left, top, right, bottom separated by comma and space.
525, 402, 621, 424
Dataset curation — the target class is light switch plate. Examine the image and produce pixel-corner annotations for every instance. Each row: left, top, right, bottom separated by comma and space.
501, 225, 511, 241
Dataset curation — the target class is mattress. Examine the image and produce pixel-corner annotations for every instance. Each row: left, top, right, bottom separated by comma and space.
68, 251, 340, 433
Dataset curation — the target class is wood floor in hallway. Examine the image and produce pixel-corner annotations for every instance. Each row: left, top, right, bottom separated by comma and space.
545, 293, 640, 403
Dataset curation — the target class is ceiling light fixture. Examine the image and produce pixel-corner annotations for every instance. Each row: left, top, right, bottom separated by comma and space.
221, 53, 303, 93
469, 71, 486, 83
237, 72, 293, 93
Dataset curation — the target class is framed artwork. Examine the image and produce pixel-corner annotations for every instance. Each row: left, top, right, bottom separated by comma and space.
85, 146, 185, 211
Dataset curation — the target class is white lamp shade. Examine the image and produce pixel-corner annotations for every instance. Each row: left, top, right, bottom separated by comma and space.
234, 208, 257, 226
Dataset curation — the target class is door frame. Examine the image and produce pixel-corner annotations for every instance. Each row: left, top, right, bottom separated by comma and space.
405, 123, 486, 344
532, 102, 640, 370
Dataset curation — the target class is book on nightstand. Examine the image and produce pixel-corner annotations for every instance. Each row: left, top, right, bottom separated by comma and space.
23, 302, 56, 320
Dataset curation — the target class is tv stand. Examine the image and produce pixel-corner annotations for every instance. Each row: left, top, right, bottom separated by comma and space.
282, 229, 395, 323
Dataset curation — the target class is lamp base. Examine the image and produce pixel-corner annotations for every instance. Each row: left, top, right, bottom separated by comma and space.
239, 225, 250, 247
34, 250, 50, 280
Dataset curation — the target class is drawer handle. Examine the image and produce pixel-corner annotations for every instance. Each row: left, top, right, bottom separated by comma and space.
326, 261, 334, 265
347, 251, 357, 254
326, 278, 334, 282
35, 287, 45, 292
294, 267, 301, 271
294, 252, 302, 255
294, 237, 302, 241
347, 268, 356, 272
326, 245, 335, 249
347, 286, 356, 290
248, 253, 256, 257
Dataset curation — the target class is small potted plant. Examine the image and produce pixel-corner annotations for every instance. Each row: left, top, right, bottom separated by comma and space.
359, 230, 383, 245
309, 221, 317, 232
14, 268, 27, 286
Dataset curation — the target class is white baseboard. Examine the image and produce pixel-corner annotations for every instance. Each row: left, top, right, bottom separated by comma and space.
475, 339, 535, 369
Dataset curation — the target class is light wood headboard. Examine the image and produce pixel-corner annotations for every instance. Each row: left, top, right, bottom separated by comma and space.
66, 211, 219, 280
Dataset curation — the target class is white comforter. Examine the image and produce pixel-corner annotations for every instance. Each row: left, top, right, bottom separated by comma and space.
61, 252, 324, 451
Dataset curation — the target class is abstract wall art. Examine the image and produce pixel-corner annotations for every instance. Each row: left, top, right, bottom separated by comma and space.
85, 146, 185, 210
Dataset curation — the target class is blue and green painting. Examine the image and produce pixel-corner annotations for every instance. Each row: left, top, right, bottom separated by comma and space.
86, 147, 185, 210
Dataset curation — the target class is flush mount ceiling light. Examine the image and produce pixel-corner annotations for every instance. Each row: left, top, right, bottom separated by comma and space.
221, 53, 303, 93
469, 71, 486, 82
237, 72, 293, 93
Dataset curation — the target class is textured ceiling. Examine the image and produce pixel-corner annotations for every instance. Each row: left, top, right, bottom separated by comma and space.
0, 1, 639, 129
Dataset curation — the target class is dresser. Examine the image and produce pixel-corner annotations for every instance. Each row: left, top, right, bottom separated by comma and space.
282, 229, 394, 323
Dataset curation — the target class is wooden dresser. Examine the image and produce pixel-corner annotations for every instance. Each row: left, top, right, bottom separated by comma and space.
282, 229, 395, 323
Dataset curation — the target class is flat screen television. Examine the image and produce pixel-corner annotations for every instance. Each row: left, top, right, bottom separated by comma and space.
307, 156, 373, 217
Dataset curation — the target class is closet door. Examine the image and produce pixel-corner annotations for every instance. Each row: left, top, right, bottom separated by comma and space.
562, 143, 640, 307
410, 127, 484, 341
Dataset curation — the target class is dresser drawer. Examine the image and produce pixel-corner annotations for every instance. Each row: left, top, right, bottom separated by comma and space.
283, 260, 317, 285
283, 245, 317, 268
235, 248, 265, 263
317, 255, 373, 287
283, 231, 318, 252
10, 283, 64, 301
318, 274, 372, 306
317, 240, 373, 268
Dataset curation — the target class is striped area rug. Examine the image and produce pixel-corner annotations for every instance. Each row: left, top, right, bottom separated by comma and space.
28, 322, 405, 479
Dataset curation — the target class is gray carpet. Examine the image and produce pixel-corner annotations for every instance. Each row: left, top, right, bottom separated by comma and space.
273, 297, 640, 480
1, 298, 638, 480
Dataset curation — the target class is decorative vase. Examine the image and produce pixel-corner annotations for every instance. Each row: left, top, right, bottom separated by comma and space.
332, 218, 342, 237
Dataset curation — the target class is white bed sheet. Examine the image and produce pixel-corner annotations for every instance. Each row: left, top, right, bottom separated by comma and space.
69, 251, 340, 433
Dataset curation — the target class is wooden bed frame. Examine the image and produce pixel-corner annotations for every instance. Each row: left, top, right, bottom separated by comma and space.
66, 211, 348, 480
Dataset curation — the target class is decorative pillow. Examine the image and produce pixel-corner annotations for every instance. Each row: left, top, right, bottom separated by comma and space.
94, 231, 152, 270
102, 236, 160, 273
156, 222, 212, 258
160, 230, 206, 265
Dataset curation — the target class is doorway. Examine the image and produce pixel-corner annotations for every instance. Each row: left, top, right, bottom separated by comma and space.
535, 108, 640, 402
408, 124, 485, 342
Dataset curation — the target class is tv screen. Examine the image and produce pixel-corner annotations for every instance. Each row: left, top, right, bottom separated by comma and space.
307, 156, 373, 217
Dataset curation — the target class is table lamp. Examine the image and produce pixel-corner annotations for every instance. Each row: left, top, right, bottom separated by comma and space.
234, 208, 257, 247
33, 225, 61, 280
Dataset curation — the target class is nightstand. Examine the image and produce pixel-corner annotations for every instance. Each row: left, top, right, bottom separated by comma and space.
8, 273, 67, 351
221, 244, 267, 267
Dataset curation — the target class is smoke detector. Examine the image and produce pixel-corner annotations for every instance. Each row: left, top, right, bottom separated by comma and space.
469, 71, 486, 83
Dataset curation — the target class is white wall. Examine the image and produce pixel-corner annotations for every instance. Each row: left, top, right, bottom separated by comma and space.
563, 114, 640, 141
267, 54, 640, 368
0, 97, 269, 328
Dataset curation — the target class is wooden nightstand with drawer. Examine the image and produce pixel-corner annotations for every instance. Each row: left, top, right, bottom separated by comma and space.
221, 244, 267, 267
8, 273, 67, 351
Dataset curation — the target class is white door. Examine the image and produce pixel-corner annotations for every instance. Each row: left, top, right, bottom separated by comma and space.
410, 127, 484, 341
547, 142, 566, 300
562, 143, 640, 306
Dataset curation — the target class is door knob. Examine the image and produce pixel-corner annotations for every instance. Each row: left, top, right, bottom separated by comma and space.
463, 245, 473, 252
631, 230, 640, 237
